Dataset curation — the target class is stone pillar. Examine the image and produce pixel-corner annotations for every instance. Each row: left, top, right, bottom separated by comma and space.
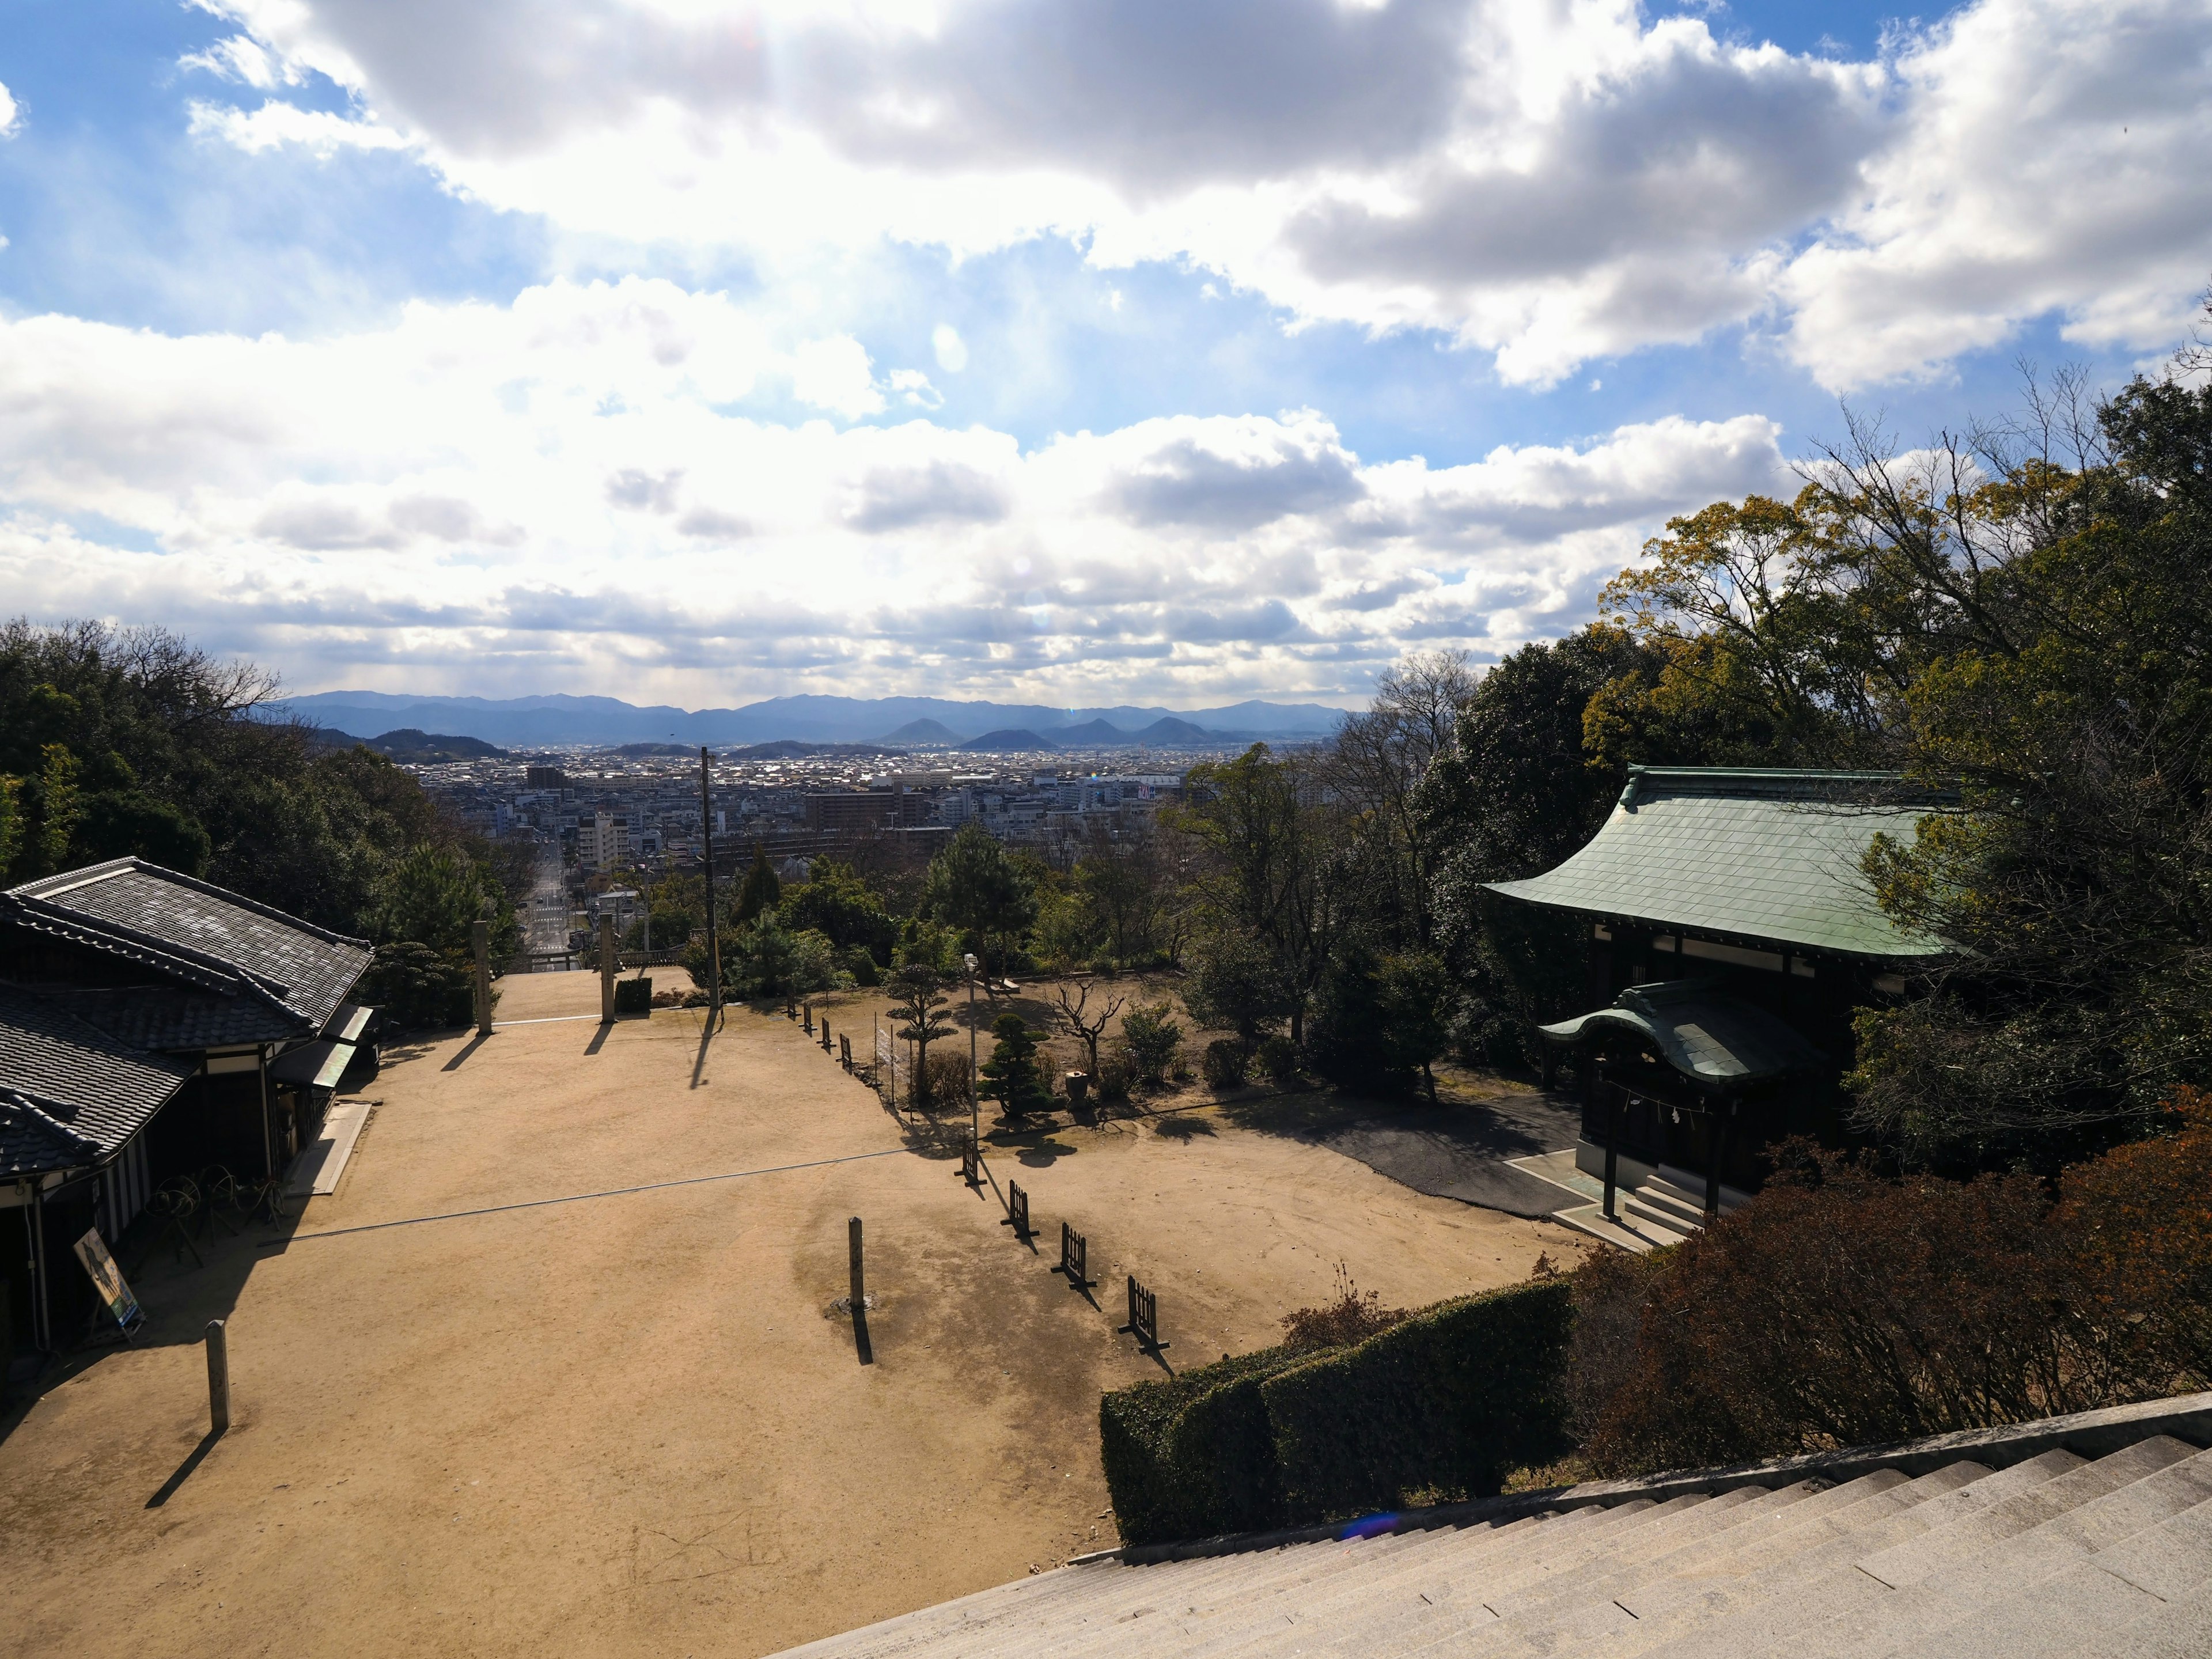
471, 919, 493, 1037
599, 913, 617, 1024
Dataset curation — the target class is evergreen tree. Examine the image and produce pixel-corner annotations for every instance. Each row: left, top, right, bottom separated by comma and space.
888, 966, 955, 1110
733, 842, 781, 924
980, 1012, 1052, 1121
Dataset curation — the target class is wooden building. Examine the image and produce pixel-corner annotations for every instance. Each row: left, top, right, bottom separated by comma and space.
1484, 768, 1949, 1231
1, 858, 372, 1352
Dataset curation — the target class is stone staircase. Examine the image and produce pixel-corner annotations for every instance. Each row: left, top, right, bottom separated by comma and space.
1619, 1165, 1749, 1241
772, 1395, 2212, 1659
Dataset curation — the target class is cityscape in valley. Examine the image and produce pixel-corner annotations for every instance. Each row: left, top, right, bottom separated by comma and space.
5, 3, 2212, 1657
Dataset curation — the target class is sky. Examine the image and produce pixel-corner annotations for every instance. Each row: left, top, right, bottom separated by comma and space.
0, 0, 2207, 711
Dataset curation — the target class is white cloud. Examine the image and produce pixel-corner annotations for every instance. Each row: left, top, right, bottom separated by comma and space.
0, 286, 1790, 702
186, 99, 411, 157
0, 80, 20, 137
789, 335, 885, 419
931, 324, 968, 373
184, 0, 2212, 388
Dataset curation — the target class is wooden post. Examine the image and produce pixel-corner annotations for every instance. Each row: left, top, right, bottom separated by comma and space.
848, 1216, 863, 1308
1706, 1104, 1733, 1225
599, 913, 616, 1024
700, 747, 721, 1030
1601, 1063, 1621, 1222
471, 919, 493, 1037
206, 1319, 230, 1435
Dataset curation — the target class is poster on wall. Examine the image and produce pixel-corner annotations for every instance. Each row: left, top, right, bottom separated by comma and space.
74, 1227, 144, 1334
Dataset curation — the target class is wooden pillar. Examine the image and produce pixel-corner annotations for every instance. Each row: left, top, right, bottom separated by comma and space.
471, 919, 493, 1037
206, 1319, 230, 1435
599, 913, 616, 1024
1705, 1104, 1729, 1224
1600, 1061, 1621, 1221
848, 1217, 864, 1307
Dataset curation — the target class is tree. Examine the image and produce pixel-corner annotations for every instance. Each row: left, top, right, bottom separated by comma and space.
1183, 929, 1294, 1052
888, 966, 956, 1109
781, 859, 896, 962
922, 822, 1037, 971
733, 843, 781, 925
979, 1013, 1052, 1120
1052, 980, 1126, 1078
1118, 1000, 1184, 1085
1073, 817, 1173, 966
1173, 744, 1343, 1043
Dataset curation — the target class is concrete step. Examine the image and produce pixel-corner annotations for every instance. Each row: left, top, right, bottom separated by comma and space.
1651, 1167, 1751, 1213
2071, 1570, 2212, 1659
1869, 1493, 2212, 1659
1556, 1453, 2086, 1659
1127, 1502, 1690, 1659
1622, 1193, 1703, 1238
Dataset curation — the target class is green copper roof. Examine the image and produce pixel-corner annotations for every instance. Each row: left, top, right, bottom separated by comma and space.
1539, 980, 1827, 1088
1486, 768, 1950, 960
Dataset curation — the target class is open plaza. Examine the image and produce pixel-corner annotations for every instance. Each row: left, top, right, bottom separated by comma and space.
0, 969, 1579, 1659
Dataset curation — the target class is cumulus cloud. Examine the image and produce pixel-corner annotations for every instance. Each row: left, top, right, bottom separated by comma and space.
0, 284, 1791, 702
789, 335, 885, 419
0, 80, 20, 137
183, 0, 2212, 388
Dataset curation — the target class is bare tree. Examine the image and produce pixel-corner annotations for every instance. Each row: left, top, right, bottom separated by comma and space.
1052, 979, 1126, 1078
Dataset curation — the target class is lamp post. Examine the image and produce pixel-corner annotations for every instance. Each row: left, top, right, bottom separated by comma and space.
965, 952, 980, 1152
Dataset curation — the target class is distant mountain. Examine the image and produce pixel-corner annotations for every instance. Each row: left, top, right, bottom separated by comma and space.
610, 741, 695, 757
722, 739, 896, 760
879, 718, 965, 745
1049, 718, 1131, 745
957, 728, 1060, 752
269, 689, 1348, 748
368, 729, 507, 762
1132, 716, 1215, 747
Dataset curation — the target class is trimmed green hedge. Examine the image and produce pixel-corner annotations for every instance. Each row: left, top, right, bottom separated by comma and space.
1099, 1279, 1575, 1546
1262, 1277, 1574, 1522
613, 976, 653, 1015
1099, 1346, 1308, 1545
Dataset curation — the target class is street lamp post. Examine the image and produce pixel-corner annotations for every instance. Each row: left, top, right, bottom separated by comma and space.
965, 952, 980, 1152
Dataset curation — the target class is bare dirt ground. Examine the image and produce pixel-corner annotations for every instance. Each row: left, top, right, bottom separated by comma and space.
0, 970, 1585, 1659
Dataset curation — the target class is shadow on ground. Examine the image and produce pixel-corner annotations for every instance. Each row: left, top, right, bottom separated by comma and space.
1217, 1081, 1583, 1219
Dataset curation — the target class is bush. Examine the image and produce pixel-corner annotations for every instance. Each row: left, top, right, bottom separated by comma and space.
1575, 1143, 2171, 1477
613, 976, 652, 1015
1200, 1038, 1248, 1090
1099, 1278, 1574, 1546
1099, 1346, 1312, 1546
1260, 1279, 1574, 1522
1094, 1054, 1133, 1105
1119, 1000, 1183, 1085
1280, 1263, 1407, 1354
981, 1013, 1052, 1120
921, 1048, 971, 1112
1253, 1034, 1300, 1082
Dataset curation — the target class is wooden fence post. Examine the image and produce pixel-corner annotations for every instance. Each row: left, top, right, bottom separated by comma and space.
206, 1318, 230, 1434
848, 1216, 864, 1308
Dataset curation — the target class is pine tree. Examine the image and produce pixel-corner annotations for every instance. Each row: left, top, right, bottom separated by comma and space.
979, 1013, 1052, 1121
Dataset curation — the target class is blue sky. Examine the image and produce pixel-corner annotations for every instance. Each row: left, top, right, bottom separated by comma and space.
1, 0, 2206, 709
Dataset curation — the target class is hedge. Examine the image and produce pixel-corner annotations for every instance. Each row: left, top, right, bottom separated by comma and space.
1262, 1278, 1575, 1522
613, 976, 653, 1015
1099, 1279, 1575, 1546
1099, 1345, 1308, 1546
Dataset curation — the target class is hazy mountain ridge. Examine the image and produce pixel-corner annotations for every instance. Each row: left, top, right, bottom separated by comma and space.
271, 690, 1348, 748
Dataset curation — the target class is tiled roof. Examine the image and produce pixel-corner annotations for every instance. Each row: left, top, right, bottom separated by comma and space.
35, 986, 301, 1052
1539, 979, 1827, 1086
1485, 768, 1950, 960
0, 983, 194, 1175
8, 858, 373, 1035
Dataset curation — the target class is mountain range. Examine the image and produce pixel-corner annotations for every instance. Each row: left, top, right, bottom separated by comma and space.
270, 691, 1347, 750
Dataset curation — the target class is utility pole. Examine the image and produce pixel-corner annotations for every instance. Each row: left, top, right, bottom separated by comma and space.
700, 745, 721, 1031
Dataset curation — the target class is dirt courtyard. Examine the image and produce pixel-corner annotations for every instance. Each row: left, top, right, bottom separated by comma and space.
0, 970, 1584, 1659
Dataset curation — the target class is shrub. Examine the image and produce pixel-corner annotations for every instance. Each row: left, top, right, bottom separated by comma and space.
1200, 1037, 1247, 1090
1099, 1278, 1574, 1545
1260, 1279, 1575, 1522
1120, 1001, 1183, 1084
922, 1048, 972, 1112
1280, 1263, 1407, 1354
2055, 1085, 2212, 1389
1099, 1346, 1311, 1546
1575, 1143, 2165, 1477
790, 926, 843, 993
1094, 1054, 1134, 1105
1253, 1035, 1300, 1082
612, 976, 653, 1015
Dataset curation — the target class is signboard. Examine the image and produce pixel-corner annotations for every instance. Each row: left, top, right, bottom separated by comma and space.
74, 1226, 143, 1332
